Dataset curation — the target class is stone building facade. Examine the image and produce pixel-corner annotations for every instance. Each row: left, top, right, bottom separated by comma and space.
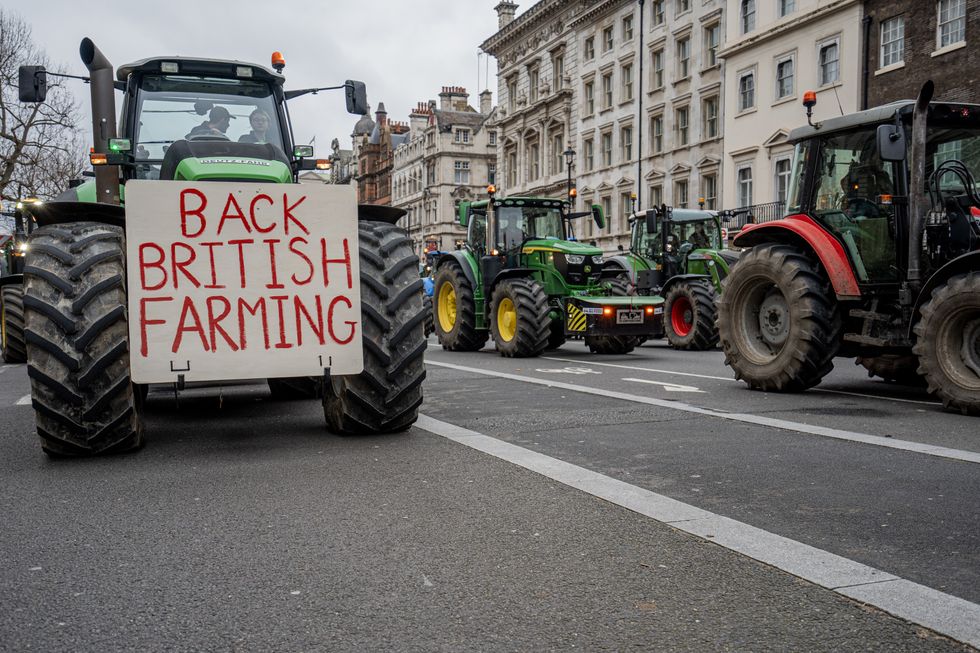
481, 0, 726, 252
718, 0, 863, 221
355, 103, 410, 205
391, 87, 497, 257
864, 0, 979, 107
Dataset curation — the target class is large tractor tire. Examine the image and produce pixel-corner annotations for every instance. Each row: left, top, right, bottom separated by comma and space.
717, 243, 841, 392
546, 320, 566, 350
490, 278, 550, 358
664, 281, 719, 351
268, 377, 321, 400
2, 284, 27, 364
433, 263, 487, 351
585, 277, 638, 354
22, 222, 144, 456
323, 221, 426, 433
423, 294, 435, 337
855, 354, 924, 385
912, 272, 980, 415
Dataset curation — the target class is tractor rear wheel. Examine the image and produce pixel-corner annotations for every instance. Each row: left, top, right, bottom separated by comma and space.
2, 284, 27, 363
433, 263, 487, 351
423, 294, 435, 337
664, 281, 719, 351
717, 243, 841, 392
912, 273, 980, 415
585, 277, 638, 355
22, 222, 144, 456
855, 354, 924, 385
547, 319, 566, 350
490, 278, 550, 358
323, 220, 426, 433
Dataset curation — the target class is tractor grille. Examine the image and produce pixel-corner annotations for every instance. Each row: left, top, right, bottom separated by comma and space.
553, 253, 602, 287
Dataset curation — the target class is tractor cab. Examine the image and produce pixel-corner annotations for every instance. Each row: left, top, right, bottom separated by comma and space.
634, 207, 727, 283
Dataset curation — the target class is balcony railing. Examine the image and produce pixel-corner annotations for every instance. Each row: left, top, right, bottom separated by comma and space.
726, 201, 786, 230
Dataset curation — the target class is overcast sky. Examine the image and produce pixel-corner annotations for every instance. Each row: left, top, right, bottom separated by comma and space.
11, 0, 522, 155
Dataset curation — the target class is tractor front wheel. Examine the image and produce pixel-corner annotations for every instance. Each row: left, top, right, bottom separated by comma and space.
2, 284, 27, 364
664, 281, 719, 351
322, 221, 426, 433
433, 263, 486, 351
717, 244, 841, 391
912, 273, 980, 415
490, 279, 550, 358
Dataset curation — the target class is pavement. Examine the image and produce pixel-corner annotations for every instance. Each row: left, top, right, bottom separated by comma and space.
0, 337, 977, 652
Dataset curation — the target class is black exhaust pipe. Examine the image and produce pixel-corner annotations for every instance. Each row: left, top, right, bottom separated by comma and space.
907, 80, 934, 286
80, 38, 120, 205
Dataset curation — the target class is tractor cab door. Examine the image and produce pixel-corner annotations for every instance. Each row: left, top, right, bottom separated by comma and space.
808, 128, 900, 283
466, 206, 487, 254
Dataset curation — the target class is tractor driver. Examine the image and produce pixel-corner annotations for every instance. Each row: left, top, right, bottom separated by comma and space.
689, 222, 711, 249
187, 106, 234, 140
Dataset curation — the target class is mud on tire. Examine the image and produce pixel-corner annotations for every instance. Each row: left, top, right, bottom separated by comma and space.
717, 243, 841, 392
22, 222, 143, 456
433, 263, 487, 351
2, 284, 27, 364
322, 220, 426, 433
490, 278, 550, 358
664, 281, 719, 351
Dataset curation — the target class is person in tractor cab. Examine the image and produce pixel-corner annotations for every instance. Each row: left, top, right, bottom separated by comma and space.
840, 148, 894, 219
238, 109, 271, 144
689, 222, 711, 249
186, 105, 234, 139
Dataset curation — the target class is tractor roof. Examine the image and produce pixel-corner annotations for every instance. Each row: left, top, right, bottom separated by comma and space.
633, 208, 717, 223
470, 197, 568, 209
788, 99, 980, 142
116, 57, 285, 85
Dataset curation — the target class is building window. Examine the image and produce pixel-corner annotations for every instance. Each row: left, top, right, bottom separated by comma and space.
528, 67, 539, 103
704, 23, 720, 68
675, 179, 689, 207
737, 166, 753, 207
774, 157, 792, 202
778, 0, 795, 18
623, 14, 634, 40
738, 71, 755, 112
584, 138, 595, 171
775, 56, 794, 99
675, 106, 689, 146
818, 40, 840, 86
881, 17, 905, 67
703, 96, 718, 139
676, 37, 690, 79
702, 174, 717, 209
601, 196, 612, 231
741, 0, 756, 34
552, 133, 565, 175
454, 161, 470, 184
488, 163, 496, 186
622, 63, 634, 101
427, 162, 436, 185
621, 126, 633, 161
938, 0, 966, 48
585, 36, 595, 60
506, 150, 516, 187
676, 0, 691, 15
552, 53, 565, 89
652, 49, 665, 89
585, 81, 595, 115
602, 72, 613, 109
530, 141, 542, 180
489, 131, 497, 146
650, 185, 663, 207
601, 131, 613, 166
603, 26, 614, 52
621, 192, 634, 224
454, 128, 471, 144
507, 77, 517, 112
652, 0, 665, 26
651, 114, 664, 153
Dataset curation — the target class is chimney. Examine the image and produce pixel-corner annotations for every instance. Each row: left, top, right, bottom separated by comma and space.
439, 86, 469, 111
409, 101, 430, 135
479, 90, 493, 115
495, 1, 518, 29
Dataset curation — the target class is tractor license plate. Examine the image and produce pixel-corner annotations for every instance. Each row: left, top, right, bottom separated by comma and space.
616, 309, 643, 324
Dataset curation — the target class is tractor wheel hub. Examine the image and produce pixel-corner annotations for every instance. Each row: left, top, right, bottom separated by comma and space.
759, 290, 789, 346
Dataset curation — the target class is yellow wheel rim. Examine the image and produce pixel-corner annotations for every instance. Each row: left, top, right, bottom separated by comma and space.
437, 283, 457, 333
497, 297, 517, 342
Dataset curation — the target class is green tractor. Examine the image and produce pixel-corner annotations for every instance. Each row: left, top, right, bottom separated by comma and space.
15, 40, 426, 455
432, 190, 664, 357
606, 206, 740, 350
0, 199, 38, 364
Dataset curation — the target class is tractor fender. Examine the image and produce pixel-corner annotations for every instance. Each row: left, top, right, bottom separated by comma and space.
733, 215, 861, 299
357, 204, 406, 225
605, 255, 637, 283
489, 267, 535, 294
0, 274, 24, 288
435, 250, 479, 289
909, 250, 980, 337
23, 200, 125, 229
661, 274, 711, 296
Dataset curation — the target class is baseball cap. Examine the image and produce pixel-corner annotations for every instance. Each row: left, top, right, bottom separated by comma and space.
209, 106, 235, 122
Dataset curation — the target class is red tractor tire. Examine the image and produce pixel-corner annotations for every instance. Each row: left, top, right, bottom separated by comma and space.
664, 281, 718, 351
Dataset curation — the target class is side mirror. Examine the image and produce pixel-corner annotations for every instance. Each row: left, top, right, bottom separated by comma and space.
617, 244, 624, 252
591, 203, 605, 229
345, 80, 368, 115
458, 202, 470, 227
293, 144, 314, 158
877, 123, 906, 162
645, 210, 658, 234
18, 66, 47, 102
679, 242, 694, 257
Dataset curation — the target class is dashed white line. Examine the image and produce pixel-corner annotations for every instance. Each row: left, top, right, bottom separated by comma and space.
415, 414, 980, 648
426, 359, 980, 464
15, 394, 31, 406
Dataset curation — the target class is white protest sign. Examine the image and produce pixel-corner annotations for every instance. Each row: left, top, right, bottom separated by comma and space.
125, 181, 363, 383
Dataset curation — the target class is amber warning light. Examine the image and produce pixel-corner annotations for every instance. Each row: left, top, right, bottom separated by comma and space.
271, 51, 286, 73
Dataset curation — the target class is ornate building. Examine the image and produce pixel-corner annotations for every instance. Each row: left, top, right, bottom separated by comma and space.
355, 103, 410, 205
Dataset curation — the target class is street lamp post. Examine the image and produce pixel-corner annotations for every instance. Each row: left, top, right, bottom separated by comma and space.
563, 146, 575, 202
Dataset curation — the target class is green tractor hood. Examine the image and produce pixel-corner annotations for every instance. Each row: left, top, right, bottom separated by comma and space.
522, 239, 602, 256
169, 155, 292, 183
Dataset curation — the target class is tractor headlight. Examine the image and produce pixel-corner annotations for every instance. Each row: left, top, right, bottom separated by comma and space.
566, 254, 585, 264
592, 255, 604, 264
18, 243, 28, 253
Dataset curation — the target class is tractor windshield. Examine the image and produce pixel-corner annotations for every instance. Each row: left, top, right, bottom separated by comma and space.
925, 125, 980, 193
631, 218, 659, 258
670, 218, 721, 250
132, 75, 285, 179
495, 205, 565, 251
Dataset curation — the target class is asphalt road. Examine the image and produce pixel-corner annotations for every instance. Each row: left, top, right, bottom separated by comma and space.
0, 337, 977, 652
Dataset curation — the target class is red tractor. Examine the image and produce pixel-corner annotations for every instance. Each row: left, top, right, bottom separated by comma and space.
718, 83, 980, 414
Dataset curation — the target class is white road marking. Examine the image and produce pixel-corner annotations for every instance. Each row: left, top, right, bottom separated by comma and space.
15, 394, 31, 406
624, 377, 704, 393
415, 414, 980, 648
426, 359, 980, 465
535, 366, 601, 375
542, 355, 941, 406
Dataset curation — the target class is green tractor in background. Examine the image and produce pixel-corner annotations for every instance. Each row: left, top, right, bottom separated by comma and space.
433, 190, 664, 357
0, 199, 38, 364
605, 206, 741, 350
